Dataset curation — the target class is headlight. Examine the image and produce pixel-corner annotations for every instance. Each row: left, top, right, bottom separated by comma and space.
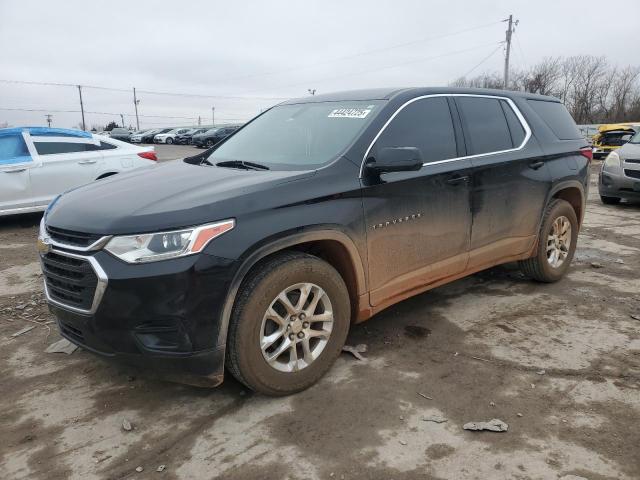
603, 151, 621, 169
105, 219, 234, 263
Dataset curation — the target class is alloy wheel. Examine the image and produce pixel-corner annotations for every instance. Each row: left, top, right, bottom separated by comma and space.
546, 215, 572, 268
259, 282, 333, 373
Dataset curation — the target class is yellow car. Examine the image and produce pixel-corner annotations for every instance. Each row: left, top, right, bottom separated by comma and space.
592, 123, 639, 159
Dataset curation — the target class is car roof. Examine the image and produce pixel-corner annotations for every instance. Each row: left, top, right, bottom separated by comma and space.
280, 87, 562, 105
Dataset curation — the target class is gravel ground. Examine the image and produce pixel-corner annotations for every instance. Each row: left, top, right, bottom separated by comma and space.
0, 160, 639, 480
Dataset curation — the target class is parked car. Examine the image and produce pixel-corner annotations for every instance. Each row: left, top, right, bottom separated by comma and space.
108, 127, 132, 142
140, 128, 171, 144
599, 128, 640, 204
154, 128, 192, 144
192, 125, 240, 148
39, 88, 589, 395
175, 128, 208, 145
0, 127, 157, 216
130, 129, 155, 143
591, 123, 638, 159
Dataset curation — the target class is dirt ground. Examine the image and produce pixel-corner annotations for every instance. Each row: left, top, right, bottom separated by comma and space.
1, 158, 639, 480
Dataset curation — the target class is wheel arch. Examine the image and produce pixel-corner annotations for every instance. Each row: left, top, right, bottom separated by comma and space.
548, 181, 586, 226
215, 229, 367, 347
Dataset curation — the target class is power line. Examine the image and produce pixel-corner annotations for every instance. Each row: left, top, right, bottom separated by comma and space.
0, 79, 288, 101
0, 107, 197, 119
240, 42, 502, 95
210, 20, 502, 84
459, 44, 505, 79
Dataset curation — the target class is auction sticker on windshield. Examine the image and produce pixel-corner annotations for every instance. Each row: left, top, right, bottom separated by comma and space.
328, 108, 372, 119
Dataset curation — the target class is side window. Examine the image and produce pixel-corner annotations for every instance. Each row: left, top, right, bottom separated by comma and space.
500, 100, 526, 146
527, 99, 581, 140
34, 142, 90, 155
373, 97, 457, 164
456, 97, 513, 155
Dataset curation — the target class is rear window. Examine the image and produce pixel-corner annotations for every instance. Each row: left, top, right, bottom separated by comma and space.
528, 100, 581, 140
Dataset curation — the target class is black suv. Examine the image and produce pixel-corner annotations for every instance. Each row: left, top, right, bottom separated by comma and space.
175, 128, 207, 145
192, 125, 240, 148
39, 88, 590, 395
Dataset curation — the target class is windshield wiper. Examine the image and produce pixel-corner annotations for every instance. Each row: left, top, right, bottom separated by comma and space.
216, 160, 270, 171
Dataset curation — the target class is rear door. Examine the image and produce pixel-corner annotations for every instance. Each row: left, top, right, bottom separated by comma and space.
0, 130, 35, 211
29, 137, 102, 206
455, 95, 550, 270
362, 96, 473, 307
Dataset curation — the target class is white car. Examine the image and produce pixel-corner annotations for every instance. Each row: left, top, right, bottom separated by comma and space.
153, 128, 191, 144
0, 127, 158, 216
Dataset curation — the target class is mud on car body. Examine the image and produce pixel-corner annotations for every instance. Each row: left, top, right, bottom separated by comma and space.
39, 87, 590, 395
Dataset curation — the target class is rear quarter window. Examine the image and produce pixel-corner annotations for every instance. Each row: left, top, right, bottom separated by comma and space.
527, 100, 581, 140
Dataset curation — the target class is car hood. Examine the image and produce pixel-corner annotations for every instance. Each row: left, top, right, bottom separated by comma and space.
46, 159, 315, 235
619, 142, 640, 159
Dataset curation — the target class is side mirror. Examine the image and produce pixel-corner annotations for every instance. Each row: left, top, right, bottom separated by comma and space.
365, 147, 423, 174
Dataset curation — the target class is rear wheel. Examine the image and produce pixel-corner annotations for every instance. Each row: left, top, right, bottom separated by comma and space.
226, 252, 350, 396
206, 139, 214, 148
600, 195, 620, 205
166, 137, 174, 145
519, 199, 578, 282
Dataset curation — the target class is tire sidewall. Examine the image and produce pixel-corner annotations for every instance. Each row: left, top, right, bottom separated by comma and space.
232, 256, 350, 395
536, 200, 579, 281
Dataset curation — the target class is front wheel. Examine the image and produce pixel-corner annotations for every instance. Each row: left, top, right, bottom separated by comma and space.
226, 252, 351, 395
519, 199, 578, 282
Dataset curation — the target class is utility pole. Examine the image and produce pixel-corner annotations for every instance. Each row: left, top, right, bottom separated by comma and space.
45, 114, 52, 128
503, 14, 518, 89
77, 85, 86, 130
198, 115, 201, 126
212, 106, 215, 126
133, 87, 140, 130
120, 113, 125, 128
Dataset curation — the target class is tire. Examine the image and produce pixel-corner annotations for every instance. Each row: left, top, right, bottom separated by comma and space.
166, 137, 173, 145
226, 251, 351, 396
206, 140, 214, 148
600, 195, 620, 205
519, 199, 578, 283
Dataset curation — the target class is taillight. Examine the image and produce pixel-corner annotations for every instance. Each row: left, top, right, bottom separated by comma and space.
138, 151, 158, 161
579, 147, 593, 163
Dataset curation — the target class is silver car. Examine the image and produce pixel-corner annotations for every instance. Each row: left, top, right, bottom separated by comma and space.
599, 129, 640, 204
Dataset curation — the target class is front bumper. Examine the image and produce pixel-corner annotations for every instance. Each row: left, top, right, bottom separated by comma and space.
42, 247, 237, 384
599, 166, 640, 199
154, 137, 167, 144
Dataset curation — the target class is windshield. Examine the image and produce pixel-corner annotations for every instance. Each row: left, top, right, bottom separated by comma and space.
207, 100, 383, 170
629, 129, 640, 144
205, 128, 219, 134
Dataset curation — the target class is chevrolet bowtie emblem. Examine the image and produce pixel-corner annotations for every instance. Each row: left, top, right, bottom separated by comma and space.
36, 237, 52, 255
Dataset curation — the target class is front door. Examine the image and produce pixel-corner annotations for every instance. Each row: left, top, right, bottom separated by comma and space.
361, 96, 473, 307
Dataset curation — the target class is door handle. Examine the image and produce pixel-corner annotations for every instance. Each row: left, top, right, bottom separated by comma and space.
3, 167, 27, 173
447, 175, 469, 185
78, 159, 97, 165
528, 161, 545, 170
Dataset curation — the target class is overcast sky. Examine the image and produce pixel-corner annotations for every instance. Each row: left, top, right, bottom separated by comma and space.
1, 0, 638, 130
